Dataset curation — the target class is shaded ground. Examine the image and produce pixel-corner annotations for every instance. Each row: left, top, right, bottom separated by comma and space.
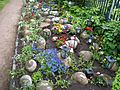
0, 0, 22, 89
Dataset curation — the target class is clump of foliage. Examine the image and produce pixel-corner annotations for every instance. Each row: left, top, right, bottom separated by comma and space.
102, 21, 120, 59
91, 76, 107, 86
112, 67, 120, 90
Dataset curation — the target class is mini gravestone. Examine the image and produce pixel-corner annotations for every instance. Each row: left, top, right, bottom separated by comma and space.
57, 47, 72, 67
86, 18, 93, 27
61, 46, 70, 59
20, 75, 32, 87
75, 27, 82, 34
72, 72, 88, 85
87, 34, 94, 44
105, 56, 118, 71
83, 68, 94, 78
37, 36, 46, 49
79, 51, 93, 61
25, 60, 37, 72
36, 80, 53, 90
80, 31, 89, 39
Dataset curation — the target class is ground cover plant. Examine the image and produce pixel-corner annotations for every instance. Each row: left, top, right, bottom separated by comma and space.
10, 0, 119, 90
0, 0, 9, 10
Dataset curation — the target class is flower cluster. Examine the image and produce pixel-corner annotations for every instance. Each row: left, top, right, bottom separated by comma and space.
34, 48, 68, 74
55, 35, 67, 48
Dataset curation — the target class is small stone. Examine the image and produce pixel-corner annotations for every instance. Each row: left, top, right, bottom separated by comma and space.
72, 72, 88, 85
24, 30, 31, 36
25, 60, 37, 72
43, 29, 51, 37
93, 43, 99, 51
60, 45, 74, 53
47, 15, 55, 18
110, 62, 118, 71
36, 80, 53, 90
40, 22, 50, 28
52, 17, 60, 22
65, 24, 73, 30
43, 11, 49, 16
37, 36, 46, 49
49, 11, 59, 16
96, 72, 101, 75
52, 36, 58, 41
20, 75, 32, 87
45, 18, 52, 23
29, 0, 35, 2
59, 19, 67, 24
79, 51, 93, 61
23, 25, 29, 31
80, 31, 89, 39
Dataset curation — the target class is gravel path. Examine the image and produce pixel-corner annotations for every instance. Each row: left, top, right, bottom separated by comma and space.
0, 0, 23, 89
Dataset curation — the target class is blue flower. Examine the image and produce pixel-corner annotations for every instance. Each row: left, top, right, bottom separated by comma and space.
44, 78, 49, 81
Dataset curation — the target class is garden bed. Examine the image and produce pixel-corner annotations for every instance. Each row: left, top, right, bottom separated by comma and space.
10, 0, 119, 90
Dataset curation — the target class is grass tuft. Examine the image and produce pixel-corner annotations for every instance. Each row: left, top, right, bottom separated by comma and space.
0, 0, 10, 10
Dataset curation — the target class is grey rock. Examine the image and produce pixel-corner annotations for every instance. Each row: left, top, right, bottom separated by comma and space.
25, 60, 37, 72
43, 29, 51, 37
72, 72, 88, 85
93, 43, 99, 51
79, 51, 93, 61
80, 31, 89, 39
37, 36, 46, 49
20, 75, 32, 87
36, 80, 53, 90
40, 22, 50, 28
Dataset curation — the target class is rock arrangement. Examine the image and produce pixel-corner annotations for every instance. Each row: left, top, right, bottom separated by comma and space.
11, 0, 115, 90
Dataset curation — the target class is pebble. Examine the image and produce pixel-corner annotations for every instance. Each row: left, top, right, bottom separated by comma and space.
25, 60, 37, 72
36, 80, 53, 90
20, 75, 32, 87
72, 72, 88, 85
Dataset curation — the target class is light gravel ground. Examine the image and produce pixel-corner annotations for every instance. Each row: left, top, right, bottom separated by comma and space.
0, 0, 23, 89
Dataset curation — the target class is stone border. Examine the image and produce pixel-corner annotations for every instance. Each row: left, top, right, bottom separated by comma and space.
10, 11, 23, 89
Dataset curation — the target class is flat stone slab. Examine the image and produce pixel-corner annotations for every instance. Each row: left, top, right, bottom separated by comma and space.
40, 22, 50, 28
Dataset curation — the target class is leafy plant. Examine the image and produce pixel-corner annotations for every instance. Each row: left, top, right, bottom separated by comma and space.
90, 76, 107, 86
102, 21, 120, 62
112, 67, 120, 90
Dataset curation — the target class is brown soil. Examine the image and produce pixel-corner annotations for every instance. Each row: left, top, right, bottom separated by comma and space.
0, 0, 23, 89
